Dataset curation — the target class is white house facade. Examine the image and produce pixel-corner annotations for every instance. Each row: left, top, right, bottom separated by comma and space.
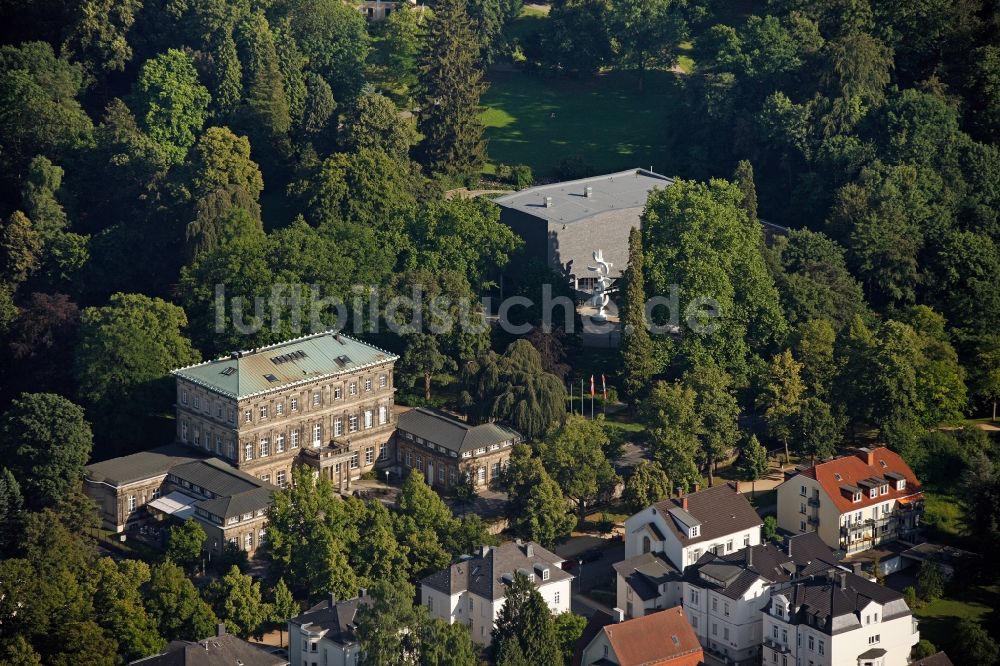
420, 540, 573, 645
288, 593, 370, 666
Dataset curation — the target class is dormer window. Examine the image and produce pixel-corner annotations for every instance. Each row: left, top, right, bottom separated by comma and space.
880, 484, 888, 495
869, 489, 877, 498
897, 479, 906, 490
690, 525, 700, 538
854, 492, 862, 502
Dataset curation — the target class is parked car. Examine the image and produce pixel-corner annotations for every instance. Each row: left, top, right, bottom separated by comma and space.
579, 547, 603, 564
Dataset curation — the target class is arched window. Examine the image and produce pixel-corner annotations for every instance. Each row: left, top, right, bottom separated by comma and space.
642, 535, 652, 554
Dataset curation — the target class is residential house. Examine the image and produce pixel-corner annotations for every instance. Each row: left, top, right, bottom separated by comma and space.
129, 623, 287, 665
420, 540, 573, 645
615, 531, 840, 666
574, 606, 704, 666
622, 482, 763, 571
762, 570, 920, 666
775, 448, 923, 554
357, 0, 414, 21
288, 592, 372, 666
85, 448, 278, 556
394, 408, 521, 492
172, 331, 398, 491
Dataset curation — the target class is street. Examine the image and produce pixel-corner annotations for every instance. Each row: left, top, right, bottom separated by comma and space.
554, 534, 624, 617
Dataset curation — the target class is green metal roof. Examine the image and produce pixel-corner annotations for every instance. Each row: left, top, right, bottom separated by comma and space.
171, 331, 398, 400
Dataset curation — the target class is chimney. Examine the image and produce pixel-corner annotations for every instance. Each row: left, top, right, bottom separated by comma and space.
525, 543, 534, 558
851, 561, 864, 575
747, 547, 753, 569
585, 186, 593, 198
480, 545, 491, 558
612, 607, 625, 623
858, 447, 875, 466
693, 483, 700, 493
682, 496, 689, 511
359, 587, 368, 599
839, 572, 847, 590
216, 623, 227, 637
675, 487, 683, 498
329, 592, 337, 607
544, 196, 553, 208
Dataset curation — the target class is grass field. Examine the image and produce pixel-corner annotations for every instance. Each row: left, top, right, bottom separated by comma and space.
913, 583, 1000, 654
480, 69, 686, 178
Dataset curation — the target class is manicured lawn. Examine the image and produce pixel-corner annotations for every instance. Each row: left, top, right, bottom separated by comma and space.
921, 488, 970, 548
480, 69, 686, 178
913, 584, 1000, 653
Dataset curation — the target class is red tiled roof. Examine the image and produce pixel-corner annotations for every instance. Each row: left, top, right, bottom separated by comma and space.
797, 447, 922, 514
603, 606, 704, 666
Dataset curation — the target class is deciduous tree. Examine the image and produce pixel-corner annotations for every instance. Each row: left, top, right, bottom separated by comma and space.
622, 461, 671, 512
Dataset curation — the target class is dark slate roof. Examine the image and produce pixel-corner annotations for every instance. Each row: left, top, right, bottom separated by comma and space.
86, 445, 205, 487
652, 483, 763, 547
172, 330, 397, 399
171, 459, 277, 519
396, 408, 521, 455
571, 611, 614, 666
768, 570, 909, 636
288, 594, 372, 647
910, 652, 955, 666
421, 541, 572, 600
129, 630, 286, 665
683, 532, 840, 600
613, 552, 680, 601
858, 648, 887, 659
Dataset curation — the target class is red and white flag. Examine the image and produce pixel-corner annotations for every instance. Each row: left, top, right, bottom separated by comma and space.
601, 374, 607, 400
590, 375, 595, 398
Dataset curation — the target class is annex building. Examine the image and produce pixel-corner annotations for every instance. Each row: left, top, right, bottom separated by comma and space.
495, 169, 674, 292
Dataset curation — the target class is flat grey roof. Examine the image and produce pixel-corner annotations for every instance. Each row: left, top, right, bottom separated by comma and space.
493, 169, 674, 224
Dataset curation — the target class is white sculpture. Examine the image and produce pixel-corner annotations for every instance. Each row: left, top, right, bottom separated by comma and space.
587, 249, 613, 322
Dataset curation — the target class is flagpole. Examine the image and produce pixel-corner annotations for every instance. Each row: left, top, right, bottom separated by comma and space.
581, 379, 584, 417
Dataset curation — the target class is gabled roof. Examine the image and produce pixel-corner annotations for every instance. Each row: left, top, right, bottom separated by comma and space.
683, 532, 839, 600
169, 458, 278, 520
420, 541, 571, 601
494, 169, 674, 225
652, 483, 762, 547
171, 331, 398, 400
129, 630, 286, 665
396, 408, 521, 455
288, 594, 372, 647
85, 444, 205, 487
601, 606, 703, 666
769, 570, 910, 636
789, 447, 922, 513
613, 552, 679, 601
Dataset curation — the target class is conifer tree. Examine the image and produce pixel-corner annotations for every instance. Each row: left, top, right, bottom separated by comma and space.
620, 226, 656, 407
416, 0, 487, 178
211, 33, 243, 118
491, 573, 561, 666
733, 159, 758, 224
236, 13, 291, 138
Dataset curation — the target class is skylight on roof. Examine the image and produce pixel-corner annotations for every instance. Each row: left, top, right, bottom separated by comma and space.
271, 350, 307, 365
671, 635, 680, 646
264, 373, 279, 382
220, 367, 236, 376
335, 354, 352, 367
834, 473, 842, 481
879, 460, 887, 468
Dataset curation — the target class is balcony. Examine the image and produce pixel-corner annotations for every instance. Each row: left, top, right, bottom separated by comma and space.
763, 638, 791, 655
808, 497, 820, 507
807, 515, 820, 526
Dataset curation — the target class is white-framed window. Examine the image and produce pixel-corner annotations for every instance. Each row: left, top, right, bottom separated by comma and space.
379, 374, 388, 388
726, 539, 733, 552
690, 525, 700, 537
365, 446, 374, 465
215, 435, 222, 453
290, 429, 300, 448
216, 403, 222, 418
690, 589, 699, 604
245, 533, 253, 550
244, 409, 252, 423
808, 636, 814, 650
290, 396, 298, 411
379, 405, 388, 425
350, 452, 359, 469
379, 443, 387, 461
312, 424, 322, 446
277, 470, 286, 488
181, 422, 188, 442
800, 485, 807, 496
712, 597, 717, 611
818, 640, 824, 655
312, 391, 321, 406
334, 417, 343, 436
868, 635, 880, 644
127, 496, 136, 512
364, 377, 372, 392
554, 591, 560, 604
193, 397, 200, 410
348, 414, 358, 433
259, 438, 270, 457
405, 451, 412, 466
364, 410, 373, 429
492, 461, 501, 479
244, 443, 253, 461
334, 386, 342, 400
744, 534, 751, 546
477, 467, 486, 483
349, 381, 358, 396
724, 602, 730, 616
151, 488, 160, 500
276, 402, 284, 415
181, 390, 188, 405
276, 433, 285, 453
